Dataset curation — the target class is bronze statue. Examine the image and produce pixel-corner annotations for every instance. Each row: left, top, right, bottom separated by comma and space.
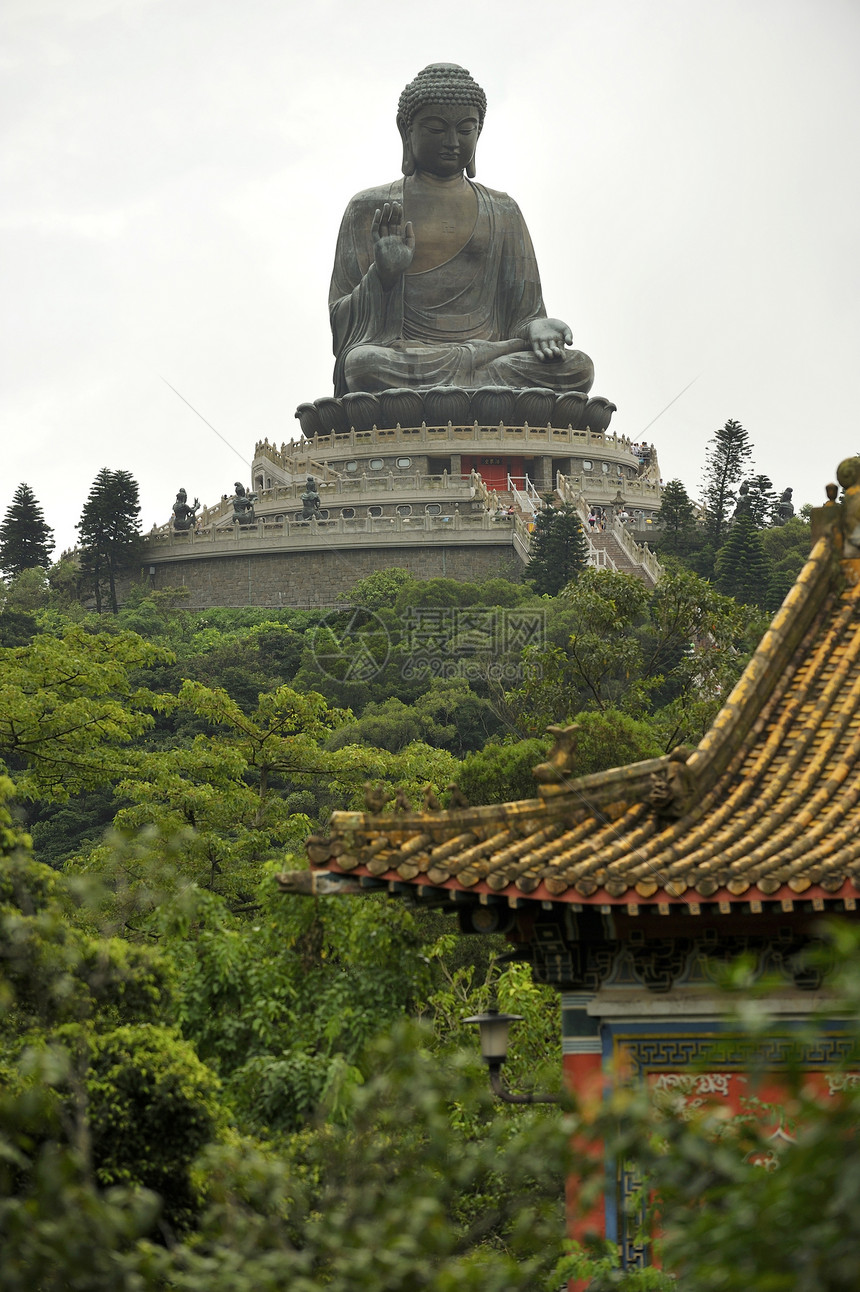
329, 63, 595, 398
171, 487, 200, 532
300, 475, 321, 520
776, 487, 795, 525
733, 482, 752, 520
231, 481, 257, 526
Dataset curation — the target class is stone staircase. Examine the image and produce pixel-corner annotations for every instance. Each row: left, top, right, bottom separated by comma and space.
585, 530, 659, 586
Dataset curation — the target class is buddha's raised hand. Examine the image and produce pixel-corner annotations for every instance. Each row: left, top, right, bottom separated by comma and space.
371, 202, 416, 290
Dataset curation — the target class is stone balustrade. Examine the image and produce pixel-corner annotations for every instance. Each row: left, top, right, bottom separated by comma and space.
556, 471, 662, 509
155, 472, 492, 538
147, 507, 520, 559
254, 421, 642, 468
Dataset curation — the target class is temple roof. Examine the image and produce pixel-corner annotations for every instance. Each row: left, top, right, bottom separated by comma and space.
300, 476, 860, 914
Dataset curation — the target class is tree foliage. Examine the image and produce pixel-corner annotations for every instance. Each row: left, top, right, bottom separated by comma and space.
1, 769, 570, 1288
77, 468, 142, 614
744, 472, 779, 528
761, 514, 813, 610
714, 515, 773, 605
0, 775, 217, 1239
526, 504, 588, 595
505, 567, 759, 741
0, 625, 171, 800
327, 677, 503, 755
2, 547, 858, 1289
0, 483, 54, 578
456, 738, 551, 804
655, 477, 696, 554
702, 419, 754, 552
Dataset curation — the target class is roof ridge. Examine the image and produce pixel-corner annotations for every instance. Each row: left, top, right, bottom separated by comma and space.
686, 535, 836, 790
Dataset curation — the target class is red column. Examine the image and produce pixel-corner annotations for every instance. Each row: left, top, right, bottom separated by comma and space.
562, 993, 605, 1292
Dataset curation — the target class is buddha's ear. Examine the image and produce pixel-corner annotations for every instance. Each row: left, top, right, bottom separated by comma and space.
467, 122, 483, 179
397, 116, 415, 177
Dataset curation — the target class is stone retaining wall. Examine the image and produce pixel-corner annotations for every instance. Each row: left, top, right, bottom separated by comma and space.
141, 543, 523, 608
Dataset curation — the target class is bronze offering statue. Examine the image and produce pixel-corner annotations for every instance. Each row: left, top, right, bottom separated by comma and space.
776, 487, 795, 525
330, 63, 595, 397
733, 481, 752, 520
171, 487, 200, 532
300, 475, 321, 520
231, 481, 257, 526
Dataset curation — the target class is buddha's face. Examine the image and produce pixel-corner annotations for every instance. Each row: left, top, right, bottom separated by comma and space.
408, 102, 480, 178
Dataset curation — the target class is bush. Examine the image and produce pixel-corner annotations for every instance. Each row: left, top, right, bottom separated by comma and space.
86, 1023, 221, 1229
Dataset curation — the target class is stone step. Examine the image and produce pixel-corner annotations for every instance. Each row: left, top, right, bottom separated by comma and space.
586, 531, 657, 586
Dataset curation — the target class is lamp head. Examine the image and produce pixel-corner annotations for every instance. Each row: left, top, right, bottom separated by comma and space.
463, 1008, 523, 1067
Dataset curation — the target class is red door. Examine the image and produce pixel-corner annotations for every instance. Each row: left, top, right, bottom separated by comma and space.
462, 455, 525, 491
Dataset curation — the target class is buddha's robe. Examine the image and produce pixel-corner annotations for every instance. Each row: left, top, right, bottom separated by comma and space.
329, 178, 594, 397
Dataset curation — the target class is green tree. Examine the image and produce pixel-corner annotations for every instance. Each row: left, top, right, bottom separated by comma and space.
702, 419, 754, 553
327, 678, 504, 755
0, 569, 49, 647
0, 608, 38, 648
1, 565, 50, 614
526, 504, 588, 595
46, 551, 85, 613
761, 514, 812, 610
456, 737, 551, 803
1, 764, 567, 1287
517, 569, 652, 722
745, 472, 778, 528
0, 625, 171, 800
80, 681, 348, 906
455, 716, 663, 803
505, 568, 760, 745
0, 483, 54, 578
0, 774, 219, 1242
77, 468, 142, 614
85, 1023, 221, 1228
714, 515, 773, 606
342, 565, 418, 609
655, 477, 696, 554
75, 679, 458, 908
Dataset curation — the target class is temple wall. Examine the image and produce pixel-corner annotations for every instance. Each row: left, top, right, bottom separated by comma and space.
138, 542, 523, 609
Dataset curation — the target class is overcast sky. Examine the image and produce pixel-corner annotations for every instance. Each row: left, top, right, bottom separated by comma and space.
2, 0, 859, 555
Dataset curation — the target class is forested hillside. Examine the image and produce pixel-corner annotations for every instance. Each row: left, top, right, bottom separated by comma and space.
4, 496, 857, 1288
0, 554, 767, 1281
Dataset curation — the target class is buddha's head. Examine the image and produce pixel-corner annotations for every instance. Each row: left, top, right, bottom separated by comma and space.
397, 63, 487, 179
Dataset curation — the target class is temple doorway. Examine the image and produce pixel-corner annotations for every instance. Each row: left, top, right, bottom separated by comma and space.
461, 455, 525, 492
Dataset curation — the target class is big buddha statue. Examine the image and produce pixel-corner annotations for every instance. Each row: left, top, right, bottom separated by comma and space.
329, 63, 596, 398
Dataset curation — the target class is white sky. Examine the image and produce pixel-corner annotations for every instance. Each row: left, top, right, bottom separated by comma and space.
2, 0, 859, 555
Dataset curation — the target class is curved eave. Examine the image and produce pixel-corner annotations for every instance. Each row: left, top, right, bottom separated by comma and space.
308, 862, 859, 914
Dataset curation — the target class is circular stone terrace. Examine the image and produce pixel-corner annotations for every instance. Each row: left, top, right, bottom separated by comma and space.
143, 386, 664, 604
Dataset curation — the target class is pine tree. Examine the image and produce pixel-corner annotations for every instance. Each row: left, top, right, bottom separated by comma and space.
77, 469, 142, 613
0, 483, 54, 577
526, 504, 588, 595
744, 473, 778, 528
714, 515, 772, 607
656, 478, 697, 554
702, 419, 754, 549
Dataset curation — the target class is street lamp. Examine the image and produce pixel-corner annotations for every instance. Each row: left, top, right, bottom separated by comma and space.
463, 1008, 561, 1105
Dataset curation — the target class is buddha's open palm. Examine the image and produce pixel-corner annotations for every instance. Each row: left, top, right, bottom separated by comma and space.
526, 317, 573, 361
372, 202, 415, 289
